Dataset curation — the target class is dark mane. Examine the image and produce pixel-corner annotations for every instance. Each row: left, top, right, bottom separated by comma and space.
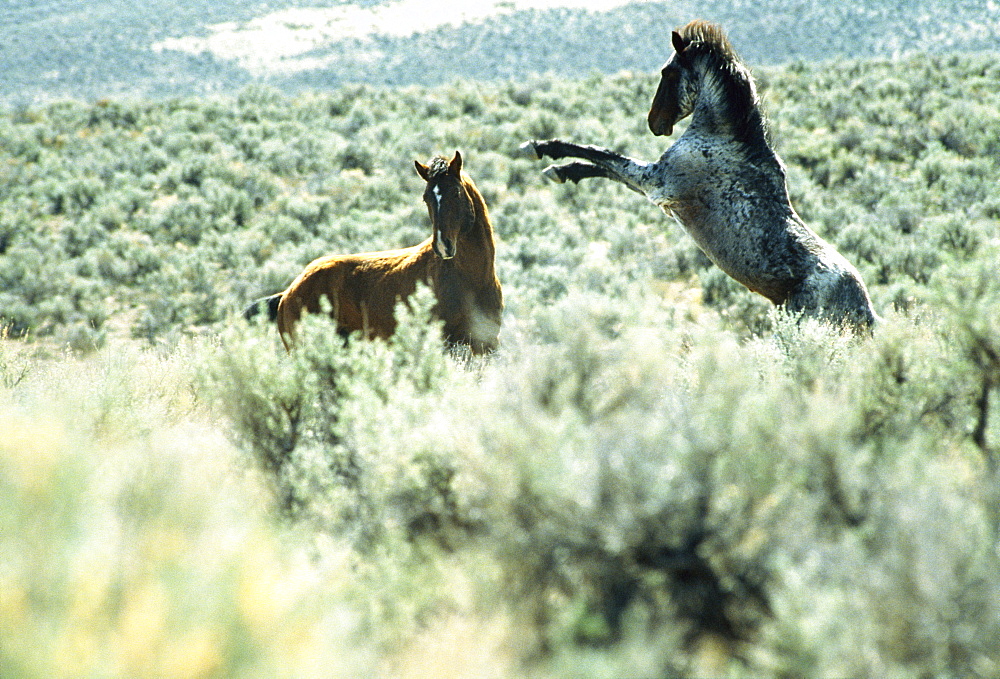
425, 156, 451, 179
678, 20, 770, 153
677, 19, 738, 65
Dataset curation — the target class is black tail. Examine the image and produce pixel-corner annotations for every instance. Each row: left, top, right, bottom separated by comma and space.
243, 293, 282, 323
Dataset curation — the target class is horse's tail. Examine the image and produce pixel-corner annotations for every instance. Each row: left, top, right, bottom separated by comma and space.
243, 293, 282, 323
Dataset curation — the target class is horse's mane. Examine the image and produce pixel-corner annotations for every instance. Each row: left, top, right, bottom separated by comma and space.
677, 19, 771, 153
677, 20, 738, 66
425, 156, 451, 179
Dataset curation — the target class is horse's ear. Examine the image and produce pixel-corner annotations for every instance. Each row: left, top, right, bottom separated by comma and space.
414, 160, 431, 181
449, 150, 463, 177
672, 30, 689, 54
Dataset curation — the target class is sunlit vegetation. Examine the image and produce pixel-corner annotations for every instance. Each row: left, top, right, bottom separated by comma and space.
4, 54, 1000, 346
3, 52, 1000, 676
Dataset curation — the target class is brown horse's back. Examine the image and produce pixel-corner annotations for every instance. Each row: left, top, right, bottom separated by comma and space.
276, 240, 435, 347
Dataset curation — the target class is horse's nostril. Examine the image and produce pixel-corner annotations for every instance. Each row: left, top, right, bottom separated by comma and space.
436, 237, 456, 259
648, 114, 673, 137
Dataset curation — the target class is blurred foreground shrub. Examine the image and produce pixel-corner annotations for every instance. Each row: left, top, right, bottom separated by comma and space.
0, 344, 378, 678
201, 288, 1000, 677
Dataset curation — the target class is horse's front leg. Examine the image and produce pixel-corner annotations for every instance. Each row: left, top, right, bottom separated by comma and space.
520, 139, 652, 194
540, 161, 617, 185
520, 139, 627, 165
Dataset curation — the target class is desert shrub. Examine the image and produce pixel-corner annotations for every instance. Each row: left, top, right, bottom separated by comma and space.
202, 286, 458, 536
0, 343, 379, 678
196, 287, 1000, 676
0, 325, 33, 388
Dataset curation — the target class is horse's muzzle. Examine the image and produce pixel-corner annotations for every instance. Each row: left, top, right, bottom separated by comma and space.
647, 113, 673, 137
435, 237, 456, 260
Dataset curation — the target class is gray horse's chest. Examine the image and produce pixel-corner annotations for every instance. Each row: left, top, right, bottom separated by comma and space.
645, 137, 807, 298
650, 140, 754, 239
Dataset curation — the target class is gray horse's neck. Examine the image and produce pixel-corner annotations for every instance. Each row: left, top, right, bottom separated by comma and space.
687, 59, 771, 158
678, 63, 787, 204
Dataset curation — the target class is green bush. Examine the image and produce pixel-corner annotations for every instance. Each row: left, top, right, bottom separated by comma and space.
0, 343, 379, 678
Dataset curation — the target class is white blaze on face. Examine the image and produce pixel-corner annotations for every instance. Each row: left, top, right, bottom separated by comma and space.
432, 185, 444, 246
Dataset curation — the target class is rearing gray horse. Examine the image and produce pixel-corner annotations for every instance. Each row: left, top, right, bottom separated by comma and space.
522, 19, 878, 330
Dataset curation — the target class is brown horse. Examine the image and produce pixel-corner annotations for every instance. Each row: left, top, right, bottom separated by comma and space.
522, 20, 878, 331
249, 151, 503, 354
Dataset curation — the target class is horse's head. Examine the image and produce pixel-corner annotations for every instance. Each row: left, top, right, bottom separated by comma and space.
650, 20, 745, 136
647, 29, 703, 137
415, 151, 475, 260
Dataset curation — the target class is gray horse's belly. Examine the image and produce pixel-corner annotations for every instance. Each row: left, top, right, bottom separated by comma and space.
665, 200, 805, 304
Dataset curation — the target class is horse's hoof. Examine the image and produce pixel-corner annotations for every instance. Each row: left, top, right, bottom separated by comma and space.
518, 140, 541, 159
542, 165, 565, 184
